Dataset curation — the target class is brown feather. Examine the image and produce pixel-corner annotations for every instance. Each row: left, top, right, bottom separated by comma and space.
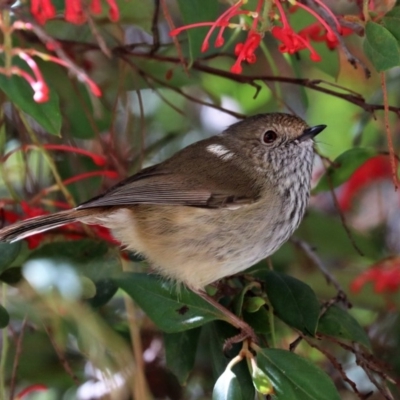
0, 209, 94, 242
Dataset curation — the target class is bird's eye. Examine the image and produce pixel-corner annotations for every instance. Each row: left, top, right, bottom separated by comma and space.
262, 130, 278, 144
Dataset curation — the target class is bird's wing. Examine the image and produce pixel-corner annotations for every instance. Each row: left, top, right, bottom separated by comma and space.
77, 165, 257, 210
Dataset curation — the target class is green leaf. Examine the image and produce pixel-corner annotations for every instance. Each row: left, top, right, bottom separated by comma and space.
263, 271, 319, 335
176, 0, 219, 60
251, 363, 274, 395
313, 148, 376, 194
0, 242, 21, 273
257, 348, 340, 400
80, 276, 97, 299
243, 307, 270, 335
0, 267, 23, 286
382, 6, 400, 43
317, 305, 371, 350
244, 297, 265, 313
0, 73, 61, 135
0, 304, 10, 328
114, 273, 226, 332
212, 368, 243, 400
164, 328, 201, 385
86, 279, 118, 308
363, 21, 400, 72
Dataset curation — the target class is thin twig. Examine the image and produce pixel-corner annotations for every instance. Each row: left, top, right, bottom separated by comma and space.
9, 316, 28, 400
304, 336, 367, 399
120, 54, 245, 119
322, 158, 365, 256
44, 326, 80, 385
150, 0, 161, 55
381, 72, 398, 190
120, 257, 151, 400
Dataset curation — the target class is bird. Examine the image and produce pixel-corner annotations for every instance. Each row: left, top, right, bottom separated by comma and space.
0, 113, 325, 341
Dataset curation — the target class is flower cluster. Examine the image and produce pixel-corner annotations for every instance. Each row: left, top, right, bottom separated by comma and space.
0, 0, 112, 103
31, 0, 120, 25
351, 258, 400, 294
170, 0, 353, 74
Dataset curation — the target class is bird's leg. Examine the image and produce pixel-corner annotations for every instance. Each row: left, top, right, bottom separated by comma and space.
193, 288, 257, 351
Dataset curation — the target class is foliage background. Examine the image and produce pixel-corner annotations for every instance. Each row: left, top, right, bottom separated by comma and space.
1, 0, 400, 399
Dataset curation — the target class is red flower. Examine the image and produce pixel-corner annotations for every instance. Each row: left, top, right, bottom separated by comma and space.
338, 156, 394, 211
351, 258, 400, 294
272, 0, 351, 60
30, 0, 56, 25
231, 31, 262, 74
65, 0, 86, 24
271, 26, 321, 61
272, 0, 322, 61
170, 0, 264, 74
30, 0, 120, 25
299, 23, 353, 50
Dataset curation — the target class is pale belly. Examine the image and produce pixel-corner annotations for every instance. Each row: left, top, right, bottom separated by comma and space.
98, 200, 301, 290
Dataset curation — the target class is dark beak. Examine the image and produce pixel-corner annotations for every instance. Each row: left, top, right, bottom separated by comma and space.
298, 125, 327, 142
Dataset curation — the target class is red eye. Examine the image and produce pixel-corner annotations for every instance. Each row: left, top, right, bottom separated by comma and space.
262, 130, 277, 144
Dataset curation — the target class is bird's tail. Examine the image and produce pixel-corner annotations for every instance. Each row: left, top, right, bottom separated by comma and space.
0, 209, 95, 243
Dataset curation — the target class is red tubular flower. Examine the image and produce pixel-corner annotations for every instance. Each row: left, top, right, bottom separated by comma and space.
30, 0, 56, 25
231, 31, 262, 73
338, 156, 394, 211
272, 0, 321, 61
18, 52, 50, 103
42, 144, 107, 166
170, 0, 264, 74
16, 384, 48, 400
105, 0, 120, 21
65, 0, 86, 24
170, 0, 248, 52
89, 0, 120, 21
351, 258, 400, 294
30, 0, 120, 25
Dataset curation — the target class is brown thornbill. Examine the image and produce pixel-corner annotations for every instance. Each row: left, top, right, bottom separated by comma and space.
0, 113, 326, 342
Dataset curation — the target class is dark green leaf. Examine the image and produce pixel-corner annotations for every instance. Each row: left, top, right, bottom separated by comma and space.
0, 73, 61, 135
176, 0, 219, 60
263, 271, 319, 335
87, 279, 118, 308
212, 368, 243, 400
317, 305, 371, 350
257, 348, 340, 400
313, 148, 376, 194
114, 273, 226, 332
243, 307, 270, 335
363, 21, 400, 72
0, 267, 23, 286
164, 328, 201, 385
0, 241, 21, 273
0, 304, 9, 328
382, 7, 400, 43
